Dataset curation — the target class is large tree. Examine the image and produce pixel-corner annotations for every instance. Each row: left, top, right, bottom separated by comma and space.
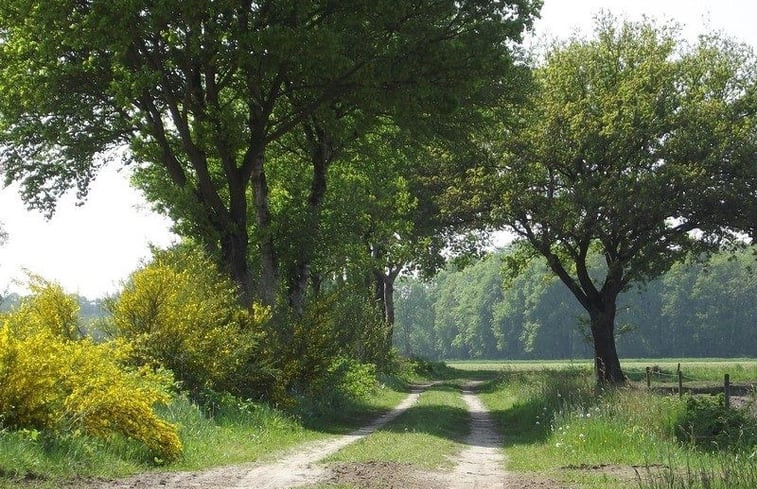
494, 17, 756, 383
0, 0, 540, 305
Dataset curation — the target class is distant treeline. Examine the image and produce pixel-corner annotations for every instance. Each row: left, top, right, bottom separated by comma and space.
1, 293, 106, 323
394, 247, 756, 360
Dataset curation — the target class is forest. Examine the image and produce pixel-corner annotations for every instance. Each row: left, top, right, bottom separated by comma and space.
395, 246, 757, 360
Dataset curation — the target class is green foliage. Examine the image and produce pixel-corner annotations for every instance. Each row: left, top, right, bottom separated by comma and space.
108, 245, 271, 397
0, 280, 182, 462
395, 246, 756, 360
674, 395, 756, 451
490, 14, 756, 380
0, 0, 540, 308
261, 286, 389, 407
299, 357, 379, 418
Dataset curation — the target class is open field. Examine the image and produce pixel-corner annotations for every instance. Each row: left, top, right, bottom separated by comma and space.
447, 358, 757, 382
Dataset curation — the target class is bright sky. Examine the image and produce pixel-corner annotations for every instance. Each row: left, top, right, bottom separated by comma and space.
1, 0, 755, 298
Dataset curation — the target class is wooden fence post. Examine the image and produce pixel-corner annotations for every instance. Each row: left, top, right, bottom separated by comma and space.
678, 370, 683, 397
724, 374, 731, 409
646, 366, 651, 389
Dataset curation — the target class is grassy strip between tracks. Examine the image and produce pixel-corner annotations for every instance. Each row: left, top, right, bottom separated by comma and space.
321, 383, 469, 470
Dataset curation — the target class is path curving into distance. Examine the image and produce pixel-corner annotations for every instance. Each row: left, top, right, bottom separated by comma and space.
98, 385, 429, 489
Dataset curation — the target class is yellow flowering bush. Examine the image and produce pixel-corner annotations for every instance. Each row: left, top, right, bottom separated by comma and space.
0, 279, 182, 462
9, 274, 81, 340
109, 246, 270, 396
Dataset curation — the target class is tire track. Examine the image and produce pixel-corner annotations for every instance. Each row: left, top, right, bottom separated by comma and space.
443, 383, 507, 489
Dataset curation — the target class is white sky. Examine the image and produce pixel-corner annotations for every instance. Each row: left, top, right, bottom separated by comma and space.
1, 0, 755, 298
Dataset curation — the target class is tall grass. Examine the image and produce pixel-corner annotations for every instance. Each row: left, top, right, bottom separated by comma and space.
635, 456, 757, 489
478, 367, 756, 488
0, 375, 410, 486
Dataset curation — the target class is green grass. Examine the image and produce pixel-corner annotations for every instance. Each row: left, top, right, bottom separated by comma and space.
0, 377, 411, 487
448, 358, 757, 383
0, 396, 319, 484
322, 383, 469, 469
477, 366, 757, 489
447, 358, 757, 382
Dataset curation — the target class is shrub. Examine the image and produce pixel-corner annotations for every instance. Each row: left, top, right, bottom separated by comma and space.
325, 357, 377, 400
9, 274, 82, 340
259, 286, 387, 406
0, 280, 182, 462
108, 246, 271, 397
674, 395, 756, 451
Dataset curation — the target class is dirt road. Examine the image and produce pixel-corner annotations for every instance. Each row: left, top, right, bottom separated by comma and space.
444, 383, 508, 488
94, 382, 566, 489
98, 386, 427, 489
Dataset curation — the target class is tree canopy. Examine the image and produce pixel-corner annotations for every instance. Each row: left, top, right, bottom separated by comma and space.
0, 0, 541, 306
492, 16, 756, 383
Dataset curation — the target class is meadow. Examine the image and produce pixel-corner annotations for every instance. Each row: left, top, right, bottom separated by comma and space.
467, 359, 756, 489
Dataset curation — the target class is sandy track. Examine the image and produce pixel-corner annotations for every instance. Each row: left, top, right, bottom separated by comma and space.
442, 383, 508, 489
86, 381, 574, 489
323, 382, 515, 489
97, 385, 427, 489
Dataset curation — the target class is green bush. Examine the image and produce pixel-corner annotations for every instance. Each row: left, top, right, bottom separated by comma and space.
295, 356, 378, 418
108, 245, 271, 398
259, 285, 389, 406
326, 357, 377, 401
674, 395, 756, 451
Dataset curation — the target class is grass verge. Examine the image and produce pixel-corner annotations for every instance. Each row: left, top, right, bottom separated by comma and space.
478, 367, 756, 489
0, 375, 411, 488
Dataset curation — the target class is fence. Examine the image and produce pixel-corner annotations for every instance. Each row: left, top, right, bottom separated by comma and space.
639, 363, 735, 407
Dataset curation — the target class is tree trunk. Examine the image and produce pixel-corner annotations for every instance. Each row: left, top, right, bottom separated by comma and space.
374, 267, 402, 355
288, 261, 310, 316
383, 275, 395, 354
373, 270, 386, 316
220, 228, 252, 305
250, 156, 279, 305
384, 277, 395, 326
588, 303, 626, 385
287, 121, 331, 314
